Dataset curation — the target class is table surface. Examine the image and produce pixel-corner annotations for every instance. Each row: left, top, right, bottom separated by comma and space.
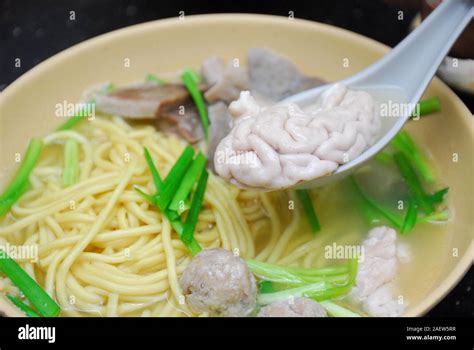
1, 0, 472, 317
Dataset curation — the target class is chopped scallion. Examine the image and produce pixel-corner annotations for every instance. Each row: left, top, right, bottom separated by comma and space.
391, 131, 435, 184
0, 138, 43, 217
63, 139, 80, 187
0, 250, 60, 317
350, 177, 404, 229
411, 96, 441, 118
7, 295, 41, 317
143, 148, 163, 192
400, 196, 418, 234
181, 168, 208, 245
295, 189, 320, 233
157, 146, 195, 210
145, 73, 166, 85
393, 152, 434, 214
169, 152, 206, 213
181, 70, 209, 141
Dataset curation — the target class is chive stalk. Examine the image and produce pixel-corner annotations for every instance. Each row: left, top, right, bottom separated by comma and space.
181, 70, 209, 140
259, 281, 276, 294
428, 187, 449, 205
255, 258, 357, 305
181, 169, 208, 245
0, 250, 60, 317
7, 295, 41, 317
157, 146, 195, 210
411, 96, 441, 118
246, 259, 347, 285
145, 74, 166, 85
57, 83, 113, 131
0, 138, 43, 217
393, 152, 434, 214
295, 189, 320, 233
169, 152, 206, 213
63, 139, 80, 187
350, 177, 404, 229
138, 147, 204, 255
400, 197, 418, 234
143, 148, 163, 192
391, 131, 435, 184
320, 301, 362, 317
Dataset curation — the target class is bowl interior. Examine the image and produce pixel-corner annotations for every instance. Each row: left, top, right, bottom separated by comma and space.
1, 14, 472, 316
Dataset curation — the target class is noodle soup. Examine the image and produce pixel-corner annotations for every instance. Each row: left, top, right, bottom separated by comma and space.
0, 113, 452, 317
0, 20, 470, 317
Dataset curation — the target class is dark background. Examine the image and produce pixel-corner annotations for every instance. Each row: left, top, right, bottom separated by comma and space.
0, 0, 472, 317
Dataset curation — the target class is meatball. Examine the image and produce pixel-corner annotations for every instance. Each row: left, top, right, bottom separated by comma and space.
258, 298, 327, 317
179, 248, 257, 317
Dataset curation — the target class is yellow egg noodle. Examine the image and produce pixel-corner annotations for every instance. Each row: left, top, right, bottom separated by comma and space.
0, 116, 347, 317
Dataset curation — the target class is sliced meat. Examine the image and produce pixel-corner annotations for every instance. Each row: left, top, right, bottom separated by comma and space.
201, 57, 226, 86
353, 226, 398, 299
248, 47, 325, 101
95, 82, 189, 118
207, 102, 232, 167
350, 226, 405, 317
157, 102, 204, 143
201, 57, 249, 104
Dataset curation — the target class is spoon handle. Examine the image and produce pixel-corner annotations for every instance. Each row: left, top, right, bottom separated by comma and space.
352, 0, 474, 104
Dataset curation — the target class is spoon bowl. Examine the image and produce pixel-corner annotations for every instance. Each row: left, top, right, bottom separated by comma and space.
286, 0, 474, 189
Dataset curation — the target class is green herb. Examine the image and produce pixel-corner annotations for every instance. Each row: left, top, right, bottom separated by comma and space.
374, 151, 393, 165
350, 177, 404, 229
393, 152, 434, 214
137, 147, 204, 256
156, 146, 195, 210
319, 300, 362, 317
56, 106, 92, 131
257, 280, 330, 305
182, 169, 208, 245
134, 186, 156, 205
169, 152, 206, 213
143, 148, 163, 192
303, 257, 358, 301
400, 196, 418, 234
418, 210, 449, 223
184, 69, 202, 84
134, 187, 202, 256
0, 138, 43, 217
168, 217, 202, 256
246, 259, 347, 286
428, 187, 449, 205
254, 258, 357, 305
0, 250, 60, 317
411, 96, 441, 118
391, 131, 435, 184
259, 281, 276, 294
63, 139, 80, 187
295, 189, 320, 233
57, 83, 113, 131
181, 70, 209, 141
145, 73, 166, 85
7, 295, 41, 317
